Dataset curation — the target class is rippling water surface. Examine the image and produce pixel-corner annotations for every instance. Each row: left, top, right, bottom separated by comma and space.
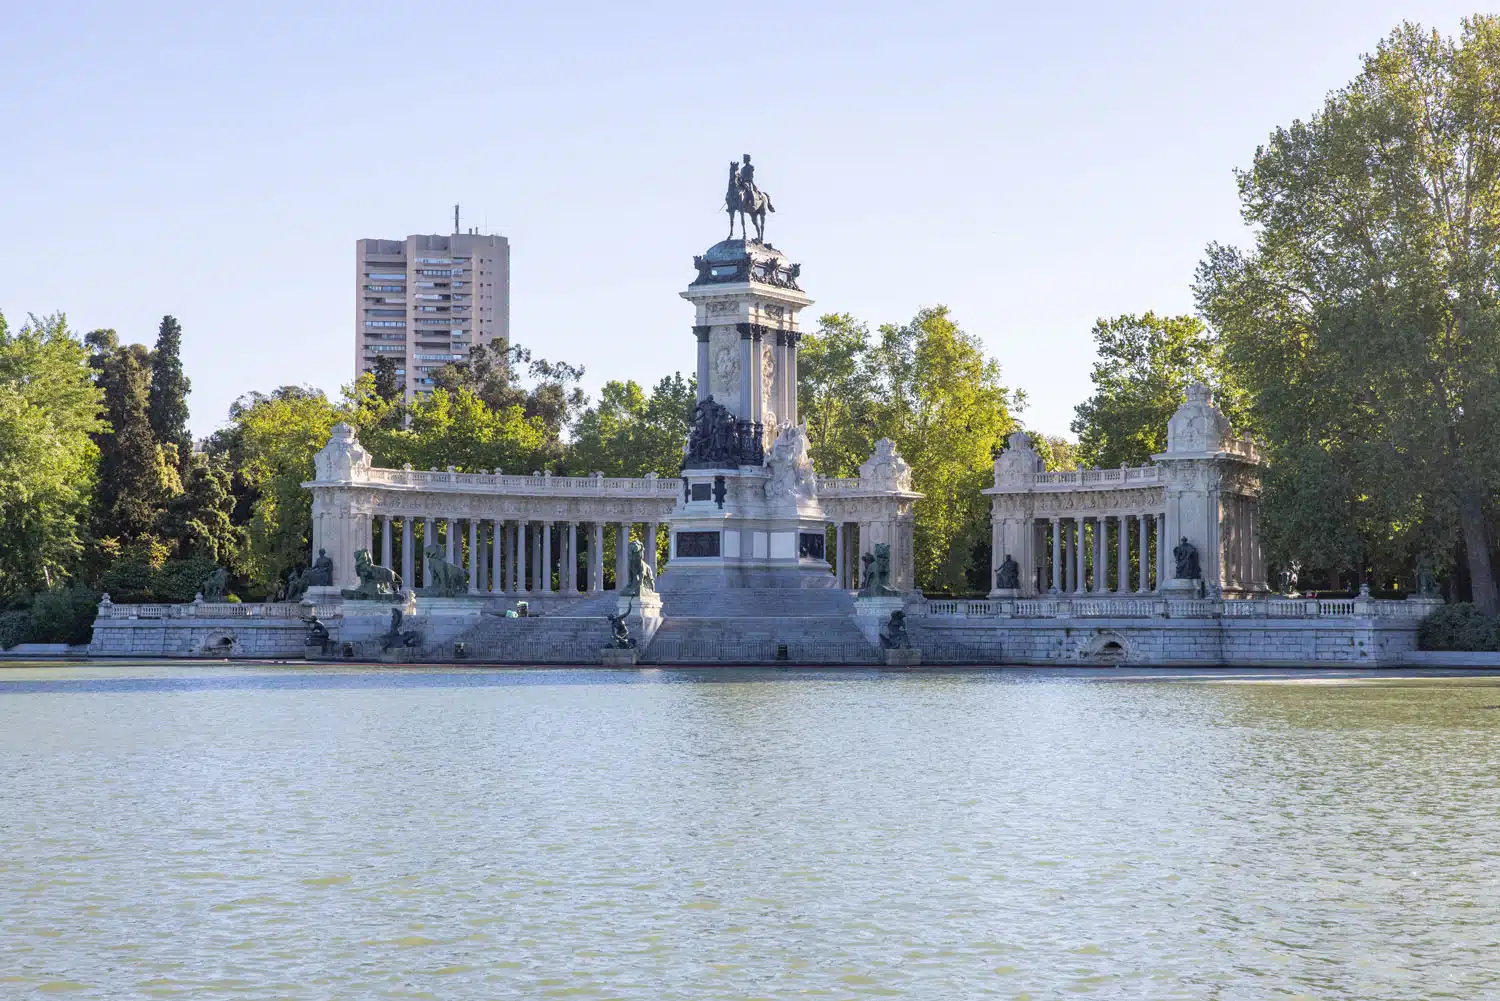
3, 664, 1500, 999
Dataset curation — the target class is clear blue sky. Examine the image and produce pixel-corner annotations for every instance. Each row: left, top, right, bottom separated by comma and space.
0, 2, 1481, 441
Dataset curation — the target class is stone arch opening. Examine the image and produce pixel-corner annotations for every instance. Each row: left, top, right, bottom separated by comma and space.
201, 631, 240, 658
1082, 630, 1131, 665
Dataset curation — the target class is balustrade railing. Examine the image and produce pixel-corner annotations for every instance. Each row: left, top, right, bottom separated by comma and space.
1028, 466, 1162, 489
361, 467, 679, 496
96, 601, 340, 620
919, 595, 1435, 620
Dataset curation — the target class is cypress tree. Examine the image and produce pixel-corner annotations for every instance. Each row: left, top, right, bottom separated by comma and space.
372, 355, 401, 402
149, 314, 192, 462
90, 336, 178, 542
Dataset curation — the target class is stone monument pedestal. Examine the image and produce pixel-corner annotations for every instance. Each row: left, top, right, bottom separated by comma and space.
988, 587, 1021, 600
1160, 577, 1204, 600
882, 648, 922, 667
619, 590, 664, 651
853, 595, 907, 648
664, 464, 837, 592
601, 648, 639, 667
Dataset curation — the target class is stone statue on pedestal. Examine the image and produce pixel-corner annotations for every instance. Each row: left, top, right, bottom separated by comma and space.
607, 601, 637, 649
341, 548, 404, 601
420, 544, 467, 598
199, 567, 229, 602
859, 544, 901, 597
995, 554, 1020, 591
1416, 556, 1437, 597
879, 610, 910, 650
726, 154, 775, 243
303, 614, 330, 655
1173, 537, 1201, 580
379, 607, 421, 651
621, 540, 656, 596
305, 549, 334, 588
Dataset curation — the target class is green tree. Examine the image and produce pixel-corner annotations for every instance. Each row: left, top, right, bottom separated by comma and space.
148, 314, 191, 465
161, 451, 244, 565
0, 311, 106, 594
568, 373, 695, 477
231, 386, 342, 588
797, 314, 882, 476
371, 355, 401, 403
872, 306, 1023, 591
87, 331, 180, 542
432, 341, 587, 464
1030, 433, 1078, 472
1070, 313, 1243, 468
1196, 17, 1500, 606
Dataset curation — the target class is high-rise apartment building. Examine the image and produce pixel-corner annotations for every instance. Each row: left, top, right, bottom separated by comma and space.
355, 231, 510, 402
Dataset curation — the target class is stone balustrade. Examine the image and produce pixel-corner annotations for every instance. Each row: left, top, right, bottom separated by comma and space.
364, 468, 679, 496
920, 596, 1435, 620
1031, 466, 1163, 488
95, 600, 341, 620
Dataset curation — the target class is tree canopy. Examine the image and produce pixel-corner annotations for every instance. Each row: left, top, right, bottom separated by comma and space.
0, 312, 105, 594
1070, 313, 1245, 468
1196, 17, 1500, 605
798, 307, 1023, 592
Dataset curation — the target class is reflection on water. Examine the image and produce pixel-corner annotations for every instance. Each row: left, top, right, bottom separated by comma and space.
2, 665, 1499, 999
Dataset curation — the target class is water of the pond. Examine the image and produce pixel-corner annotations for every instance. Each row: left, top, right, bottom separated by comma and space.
2, 664, 1498, 999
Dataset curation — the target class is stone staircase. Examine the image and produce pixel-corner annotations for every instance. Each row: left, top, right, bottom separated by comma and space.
429, 614, 615, 664
643, 588, 879, 665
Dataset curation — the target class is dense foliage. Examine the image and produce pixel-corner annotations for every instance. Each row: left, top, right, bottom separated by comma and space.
0, 312, 105, 597
1419, 603, 1500, 651
1069, 19, 1500, 604
1070, 313, 1247, 468
799, 307, 1026, 593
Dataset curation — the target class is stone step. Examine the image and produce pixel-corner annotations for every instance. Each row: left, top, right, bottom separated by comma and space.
643, 614, 878, 665
427, 614, 615, 663
658, 588, 858, 618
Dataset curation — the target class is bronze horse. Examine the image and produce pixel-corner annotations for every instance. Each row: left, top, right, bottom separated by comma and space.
726, 161, 773, 243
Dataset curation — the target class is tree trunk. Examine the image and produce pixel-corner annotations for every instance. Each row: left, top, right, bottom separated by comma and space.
1458, 482, 1498, 614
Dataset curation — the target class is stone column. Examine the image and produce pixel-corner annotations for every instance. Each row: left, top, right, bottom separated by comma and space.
694, 325, 711, 403
401, 517, 415, 592
468, 519, 479, 593
750, 329, 763, 424
567, 522, 579, 591
592, 522, 605, 591
646, 521, 660, 575
490, 522, 501, 594
419, 518, 432, 586
542, 522, 554, 593
786, 333, 800, 425
836, 523, 847, 588
1138, 515, 1149, 593
1050, 517, 1062, 592
616, 523, 630, 588
445, 518, 456, 566
516, 520, 528, 593
1075, 519, 1088, 594
380, 516, 393, 571
738, 326, 753, 421
1098, 516, 1110, 594
1156, 512, 1166, 588
1116, 516, 1128, 595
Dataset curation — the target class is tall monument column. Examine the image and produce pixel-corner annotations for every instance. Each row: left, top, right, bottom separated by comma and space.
669, 172, 825, 591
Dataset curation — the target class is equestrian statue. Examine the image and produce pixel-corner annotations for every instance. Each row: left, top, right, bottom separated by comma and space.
726, 153, 775, 243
